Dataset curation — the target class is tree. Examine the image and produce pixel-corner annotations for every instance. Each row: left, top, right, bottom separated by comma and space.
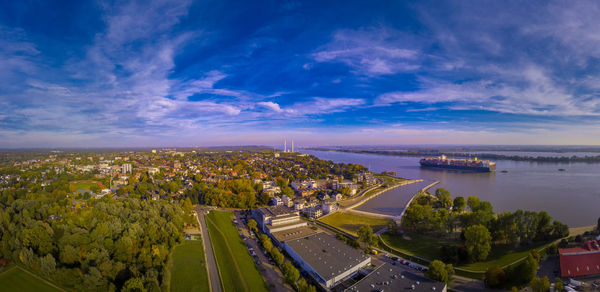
260, 234, 273, 252
485, 266, 505, 288
182, 197, 193, 214
530, 276, 550, 292
597, 216, 600, 231
358, 225, 376, 246
453, 196, 466, 213
467, 196, 481, 212
425, 260, 454, 284
122, 277, 146, 292
247, 219, 258, 233
505, 253, 538, 286
464, 225, 492, 261
40, 254, 56, 276
387, 220, 398, 234
283, 260, 300, 285
553, 277, 564, 291
435, 188, 452, 209
271, 247, 284, 267
297, 277, 308, 292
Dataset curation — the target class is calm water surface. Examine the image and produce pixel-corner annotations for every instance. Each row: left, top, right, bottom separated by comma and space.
304, 150, 600, 227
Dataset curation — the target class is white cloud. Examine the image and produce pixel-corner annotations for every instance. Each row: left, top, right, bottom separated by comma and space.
311, 28, 420, 76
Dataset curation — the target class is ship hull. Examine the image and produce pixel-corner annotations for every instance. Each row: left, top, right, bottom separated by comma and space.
419, 162, 494, 172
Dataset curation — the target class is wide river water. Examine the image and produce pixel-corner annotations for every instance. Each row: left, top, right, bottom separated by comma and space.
303, 150, 600, 227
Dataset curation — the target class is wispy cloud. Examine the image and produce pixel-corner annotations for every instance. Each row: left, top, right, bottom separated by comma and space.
310, 27, 420, 76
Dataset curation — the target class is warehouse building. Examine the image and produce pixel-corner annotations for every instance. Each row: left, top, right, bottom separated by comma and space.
284, 233, 371, 289
559, 240, 600, 277
344, 263, 447, 292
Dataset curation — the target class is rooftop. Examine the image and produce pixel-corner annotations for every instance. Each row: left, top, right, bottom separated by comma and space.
286, 233, 370, 281
271, 226, 319, 243
559, 240, 600, 277
344, 263, 446, 292
258, 205, 297, 217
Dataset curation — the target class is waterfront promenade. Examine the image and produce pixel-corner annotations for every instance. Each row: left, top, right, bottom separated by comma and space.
338, 179, 439, 223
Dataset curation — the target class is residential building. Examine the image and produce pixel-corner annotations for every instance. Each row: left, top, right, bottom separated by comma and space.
281, 195, 294, 207
321, 199, 338, 215
122, 163, 132, 174
272, 196, 283, 206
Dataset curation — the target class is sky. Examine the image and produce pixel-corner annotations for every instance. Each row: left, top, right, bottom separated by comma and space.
2, 0, 600, 148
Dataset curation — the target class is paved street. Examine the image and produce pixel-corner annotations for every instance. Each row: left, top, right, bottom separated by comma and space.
233, 211, 293, 292
195, 207, 222, 292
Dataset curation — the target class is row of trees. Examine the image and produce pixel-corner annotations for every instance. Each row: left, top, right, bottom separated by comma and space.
258, 234, 316, 292
0, 192, 187, 291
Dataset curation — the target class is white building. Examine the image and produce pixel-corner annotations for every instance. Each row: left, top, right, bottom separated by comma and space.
122, 163, 132, 174
281, 195, 294, 208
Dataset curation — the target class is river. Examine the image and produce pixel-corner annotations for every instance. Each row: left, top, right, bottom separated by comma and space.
303, 150, 600, 227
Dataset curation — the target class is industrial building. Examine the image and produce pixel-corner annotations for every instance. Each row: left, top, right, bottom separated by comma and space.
284, 233, 371, 289
559, 240, 600, 277
344, 263, 447, 292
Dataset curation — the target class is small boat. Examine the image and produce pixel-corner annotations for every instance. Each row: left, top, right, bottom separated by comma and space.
558, 168, 566, 171
500, 170, 508, 173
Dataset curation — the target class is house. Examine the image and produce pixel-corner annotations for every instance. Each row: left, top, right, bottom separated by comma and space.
305, 206, 322, 219
321, 199, 339, 215
294, 198, 306, 211
271, 196, 283, 206
281, 195, 294, 208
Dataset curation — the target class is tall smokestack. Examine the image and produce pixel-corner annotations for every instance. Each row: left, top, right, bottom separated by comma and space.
284, 140, 287, 152
292, 139, 294, 152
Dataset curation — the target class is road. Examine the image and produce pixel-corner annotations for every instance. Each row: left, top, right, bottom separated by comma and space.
195, 207, 222, 292
233, 211, 293, 292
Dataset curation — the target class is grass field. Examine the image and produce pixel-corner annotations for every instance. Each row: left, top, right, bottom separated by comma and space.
69, 180, 103, 190
169, 240, 210, 292
0, 266, 61, 292
205, 210, 268, 292
319, 212, 392, 236
380, 233, 550, 272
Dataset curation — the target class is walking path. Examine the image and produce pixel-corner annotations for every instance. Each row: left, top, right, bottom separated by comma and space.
344, 179, 423, 210
195, 207, 222, 292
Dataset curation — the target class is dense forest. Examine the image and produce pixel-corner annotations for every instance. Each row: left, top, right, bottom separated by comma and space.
0, 191, 186, 291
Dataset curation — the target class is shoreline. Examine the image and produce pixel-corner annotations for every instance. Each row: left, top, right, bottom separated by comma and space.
344, 179, 423, 210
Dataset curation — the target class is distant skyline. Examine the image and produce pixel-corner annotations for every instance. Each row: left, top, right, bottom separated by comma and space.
2, 0, 600, 147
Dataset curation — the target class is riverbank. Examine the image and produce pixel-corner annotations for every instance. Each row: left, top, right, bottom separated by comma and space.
343, 179, 423, 210
306, 147, 600, 163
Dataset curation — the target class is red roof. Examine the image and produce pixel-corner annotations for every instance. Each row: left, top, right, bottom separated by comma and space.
559, 240, 600, 277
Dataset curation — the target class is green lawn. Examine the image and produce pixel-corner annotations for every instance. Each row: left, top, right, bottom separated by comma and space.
319, 212, 392, 236
69, 181, 103, 190
380, 233, 550, 272
205, 210, 268, 292
0, 266, 61, 292
170, 240, 210, 292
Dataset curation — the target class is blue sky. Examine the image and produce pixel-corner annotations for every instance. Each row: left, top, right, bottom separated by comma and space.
2, 0, 600, 147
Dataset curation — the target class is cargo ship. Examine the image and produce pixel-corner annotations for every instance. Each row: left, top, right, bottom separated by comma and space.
419, 155, 496, 172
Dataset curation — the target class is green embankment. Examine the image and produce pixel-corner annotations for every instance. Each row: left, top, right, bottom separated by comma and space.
319, 212, 391, 236
169, 240, 210, 292
205, 210, 268, 292
379, 233, 551, 277
0, 266, 61, 292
